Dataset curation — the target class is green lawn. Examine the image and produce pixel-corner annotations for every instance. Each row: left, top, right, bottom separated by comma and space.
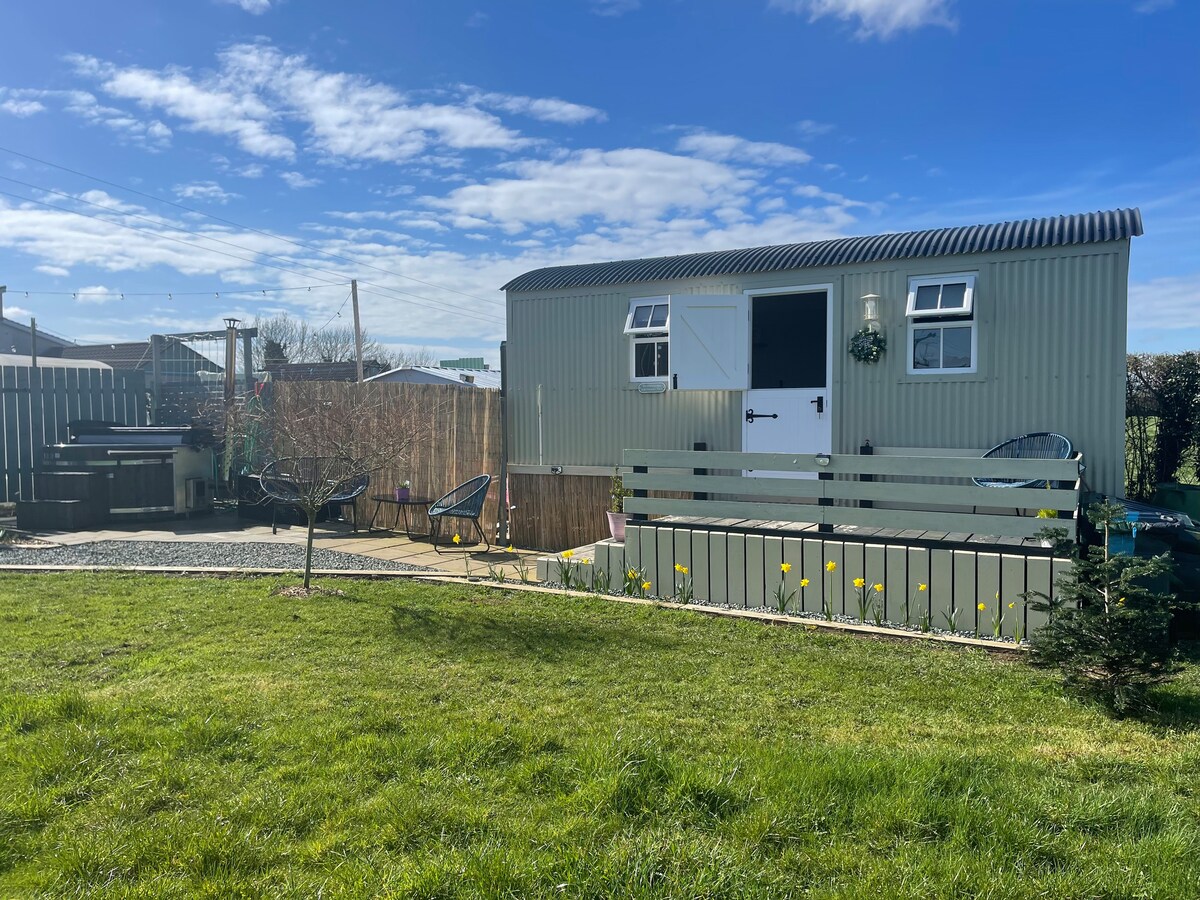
2, 574, 1199, 898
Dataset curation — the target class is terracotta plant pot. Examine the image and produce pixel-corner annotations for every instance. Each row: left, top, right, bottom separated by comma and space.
607, 510, 631, 543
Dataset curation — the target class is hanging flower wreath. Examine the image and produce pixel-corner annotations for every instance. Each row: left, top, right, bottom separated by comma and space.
848, 327, 886, 364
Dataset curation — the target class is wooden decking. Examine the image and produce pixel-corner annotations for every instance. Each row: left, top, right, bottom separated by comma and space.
656, 515, 1057, 553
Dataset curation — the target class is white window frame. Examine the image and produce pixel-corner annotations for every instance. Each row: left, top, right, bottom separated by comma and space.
906, 273, 978, 375
906, 272, 976, 318
626, 295, 670, 383
624, 296, 670, 336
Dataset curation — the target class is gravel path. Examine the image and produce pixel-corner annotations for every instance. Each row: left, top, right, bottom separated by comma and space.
0, 540, 439, 572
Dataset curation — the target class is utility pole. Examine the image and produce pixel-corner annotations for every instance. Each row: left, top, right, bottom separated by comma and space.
351, 279, 364, 382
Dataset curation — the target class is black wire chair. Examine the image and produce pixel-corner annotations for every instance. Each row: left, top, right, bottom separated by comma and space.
259, 457, 370, 534
428, 474, 492, 552
973, 432, 1073, 489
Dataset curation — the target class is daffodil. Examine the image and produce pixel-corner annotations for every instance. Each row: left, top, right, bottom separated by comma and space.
1008, 601, 1015, 609
642, 581, 651, 592
627, 569, 637, 579
505, 545, 515, 553
583, 558, 592, 565
562, 549, 574, 558
873, 583, 884, 593
781, 562, 792, 574
800, 578, 810, 588
978, 602, 986, 611
918, 583, 927, 592
674, 563, 685, 573
853, 577, 866, 588
826, 560, 837, 572
452, 533, 461, 545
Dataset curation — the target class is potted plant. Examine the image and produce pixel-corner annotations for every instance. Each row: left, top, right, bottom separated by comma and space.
394, 480, 411, 502
607, 469, 633, 542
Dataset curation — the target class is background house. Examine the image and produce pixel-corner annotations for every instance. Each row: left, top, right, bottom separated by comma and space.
502, 208, 1141, 500
368, 364, 500, 389
264, 360, 387, 382
0, 318, 76, 357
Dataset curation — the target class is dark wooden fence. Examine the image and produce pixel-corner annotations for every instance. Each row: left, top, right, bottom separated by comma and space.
0, 365, 148, 502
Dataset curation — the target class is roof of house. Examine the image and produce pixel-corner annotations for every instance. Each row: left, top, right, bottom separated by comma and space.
0, 319, 76, 348
0, 353, 110, 370
53, 340, 218, 372
366, 365, 502, 389
501, 207, 1144, 294
265, 360, 388, 382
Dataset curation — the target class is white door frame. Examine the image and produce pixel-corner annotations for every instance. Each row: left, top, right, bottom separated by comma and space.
741, 282, 834, 453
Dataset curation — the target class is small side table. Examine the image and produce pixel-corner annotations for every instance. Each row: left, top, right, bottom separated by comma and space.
367, 495, 433, 538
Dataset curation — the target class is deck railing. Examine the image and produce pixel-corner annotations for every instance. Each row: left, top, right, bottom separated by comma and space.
622, 448, 1085, 540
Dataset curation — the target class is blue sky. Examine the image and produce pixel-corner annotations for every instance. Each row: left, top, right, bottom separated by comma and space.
0, 0, 1196, 363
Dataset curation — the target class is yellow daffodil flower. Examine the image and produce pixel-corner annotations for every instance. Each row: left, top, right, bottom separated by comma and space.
642, 581, 651, 592
800, 578, 810, 588
826, 560, 837, 572
873, 583, 884, 593
853, 577, 866, 589
452, 534, 461, 545
1008, 601, 1015, 609
505, 544, 515, 553
978, 602, 986, 611
781, 562, 792, 574
562, 549, 574, 558
918, 583, 927, 592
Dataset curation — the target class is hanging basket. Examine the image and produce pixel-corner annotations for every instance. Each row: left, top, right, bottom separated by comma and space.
848, 328, 887, 364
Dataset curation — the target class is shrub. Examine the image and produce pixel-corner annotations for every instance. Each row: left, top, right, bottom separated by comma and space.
1028, 502, 1181, 715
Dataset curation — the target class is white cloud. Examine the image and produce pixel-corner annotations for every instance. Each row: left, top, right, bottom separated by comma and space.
769, 0, 956, 39
217, 43, 526, 162
676, 130, 812, 166
0, 99, 45, 117
1129, 275, 1200, 333
280, 170, 321, 189
465, 11, 489, 26
34, 264, 70, 277
237, 163, 265, 178
591, 0, 639, 15
796, 119, 835, 138
217, 0, 273, 12
465, 88, 606, 124
73, 284, 124, 305
174, 181, 239, 203
1134, 0, 1175, 12
427, 148, 755, 230
69, 54, 295, 159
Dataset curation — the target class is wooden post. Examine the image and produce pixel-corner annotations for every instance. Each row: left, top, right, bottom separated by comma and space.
242, 329, 254, 397
692, 441, 708, 501
150, 334, 163, 424
351, 279, 364, 382
223, 318, 238, 404
859, 439, 874, 509
632, 465, 648, 522
498, 340, 510, 545
29, 317, 37, 367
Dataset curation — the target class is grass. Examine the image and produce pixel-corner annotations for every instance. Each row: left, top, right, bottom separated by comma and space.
1, 573, 1199, 898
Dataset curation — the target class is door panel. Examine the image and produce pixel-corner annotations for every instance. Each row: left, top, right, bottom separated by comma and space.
669, 294, 749, 391
743, 290, 831, 478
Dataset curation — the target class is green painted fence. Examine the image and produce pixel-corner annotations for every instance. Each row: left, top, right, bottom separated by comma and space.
0, 365, 147, 502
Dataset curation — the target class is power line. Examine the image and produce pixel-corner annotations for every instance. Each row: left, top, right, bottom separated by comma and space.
0, 173, 505, 324
0, 144, 506, 307
0, 185, 505, 325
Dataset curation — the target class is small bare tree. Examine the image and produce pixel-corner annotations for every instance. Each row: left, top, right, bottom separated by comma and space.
252, 380, 436, 589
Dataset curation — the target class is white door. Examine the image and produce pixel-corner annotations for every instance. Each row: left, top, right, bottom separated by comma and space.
742, 289, 831, 477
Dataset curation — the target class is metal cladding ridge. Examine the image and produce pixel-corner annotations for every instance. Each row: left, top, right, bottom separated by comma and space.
501, 207, 1143, 293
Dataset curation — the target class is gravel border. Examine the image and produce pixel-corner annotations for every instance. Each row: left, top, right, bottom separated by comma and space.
0, 540, 439, 573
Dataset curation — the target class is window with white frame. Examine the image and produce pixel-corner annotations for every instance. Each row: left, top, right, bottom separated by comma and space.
906, 273, 977, 374
624, 296, 670, 381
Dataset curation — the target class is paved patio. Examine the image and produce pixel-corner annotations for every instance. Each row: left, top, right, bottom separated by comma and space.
8, 509, 543, 580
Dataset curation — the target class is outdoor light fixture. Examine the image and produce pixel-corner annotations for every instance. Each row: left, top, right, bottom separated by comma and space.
815, 453, 831, 466
860, 294, 881, 332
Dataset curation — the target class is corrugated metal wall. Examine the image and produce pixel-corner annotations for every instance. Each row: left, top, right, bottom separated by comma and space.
507, 241, 1129, 496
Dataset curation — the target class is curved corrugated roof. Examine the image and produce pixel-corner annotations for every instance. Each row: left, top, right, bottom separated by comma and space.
501, 207, 1143, 293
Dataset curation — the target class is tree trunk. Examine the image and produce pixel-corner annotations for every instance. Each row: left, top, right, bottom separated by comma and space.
304, 509, 316, 590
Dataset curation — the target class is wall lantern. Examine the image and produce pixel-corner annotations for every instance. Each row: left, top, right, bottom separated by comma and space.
860, 293, 881, 332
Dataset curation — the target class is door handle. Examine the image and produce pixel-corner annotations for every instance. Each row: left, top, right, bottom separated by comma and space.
745, 408, 779, 423
810, 396, 824, 414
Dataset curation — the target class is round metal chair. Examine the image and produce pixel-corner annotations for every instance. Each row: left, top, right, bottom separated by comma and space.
260, 457, 370, 534
973, 432, 1073, 489
428, 474, 492, 552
